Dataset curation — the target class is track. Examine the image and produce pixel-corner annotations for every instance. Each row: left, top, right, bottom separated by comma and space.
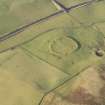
0, 0, 96, 42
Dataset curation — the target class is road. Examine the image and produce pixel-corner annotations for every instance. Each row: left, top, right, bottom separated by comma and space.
0, 0, 96, 42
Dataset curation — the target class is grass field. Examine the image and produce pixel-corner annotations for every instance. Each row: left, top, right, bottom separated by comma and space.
41, 66, 105, 105
22, 25, 105, 75
0, 48, 69, 105
58, 0, 89, 7
0, 13, 79, 52
0, 0, 105, 105
69, 0, 105, 25
0, 0, 57, 36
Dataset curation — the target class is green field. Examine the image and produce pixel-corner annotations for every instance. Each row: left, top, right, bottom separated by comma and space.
0, 0, 57, 36
0, 0, 105, 105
